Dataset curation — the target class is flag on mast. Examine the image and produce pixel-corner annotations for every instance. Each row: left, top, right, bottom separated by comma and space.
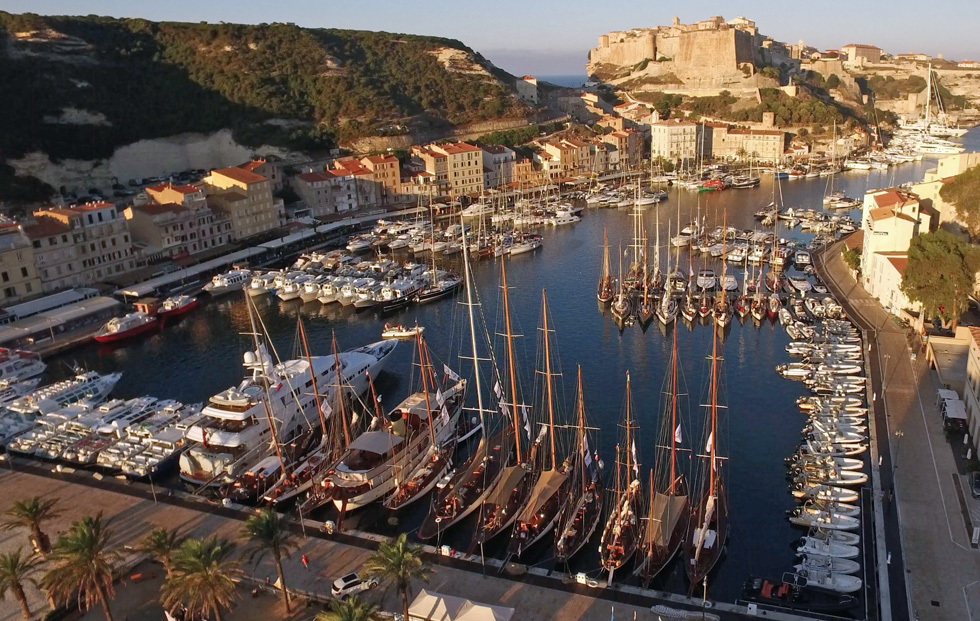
443, 364, 461, 382
674, 424, 683, 444
631, 440, 639, 475
705, 431, 713, 453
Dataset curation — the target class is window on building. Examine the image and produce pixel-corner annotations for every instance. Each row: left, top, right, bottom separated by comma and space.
32, 241, 40, 249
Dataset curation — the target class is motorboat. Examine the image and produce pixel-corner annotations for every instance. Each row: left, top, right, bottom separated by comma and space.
0, 349, 45, 385
741, 576, 858, 612
247, 272, 279, 297
94, 312, 157, 343
159, 295, 199, 320
696, 269, 716, 290
203, 269, 251, 296
381, 324, 424, 340
798, 537, 859, 560
794, 569, 862, 594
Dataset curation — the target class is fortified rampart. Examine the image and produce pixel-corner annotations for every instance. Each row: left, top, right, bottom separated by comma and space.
590, 30, 656, 68
673, 28, 755, 80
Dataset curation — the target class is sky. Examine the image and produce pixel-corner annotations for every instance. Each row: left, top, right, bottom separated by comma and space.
5, 0, 980, 75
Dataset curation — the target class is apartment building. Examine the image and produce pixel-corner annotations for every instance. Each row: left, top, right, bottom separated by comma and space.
292, 168, 364, 218
430, 142, 485, 196
237, 158, 284, 191
859, 188, 929, 314
360, 154, 401, 205
27, 202, 135, 290
124, 183, 233, 260
482, 145, 517, 189
650, 120, 701, 164
203, 166, 284, 241
0, 218, 42, 304
605, 129, 644, 169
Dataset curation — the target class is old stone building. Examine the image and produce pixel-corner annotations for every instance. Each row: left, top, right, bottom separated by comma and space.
124, 183, 232, 260
0, 218, 42, 304
203, 166, 284, 241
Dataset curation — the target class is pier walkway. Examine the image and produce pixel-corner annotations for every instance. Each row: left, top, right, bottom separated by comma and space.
818, 240, 980, 621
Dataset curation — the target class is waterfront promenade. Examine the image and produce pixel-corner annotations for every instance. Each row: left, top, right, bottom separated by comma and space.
818, 241, 980, 621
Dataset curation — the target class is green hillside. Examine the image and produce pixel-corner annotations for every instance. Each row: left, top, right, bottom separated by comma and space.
0, 12, 527, 166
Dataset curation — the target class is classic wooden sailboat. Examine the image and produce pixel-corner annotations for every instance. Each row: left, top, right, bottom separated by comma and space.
712, 212, 733, 330
507, 290, 570, 557
597, 228, 614, 304
636, 327, 690, 585
684, 323, 729, 594
386, 226, 486, 511
469, 259, 535, 550
554, 367, 603, 564
599, 373, 642, 581
637, 236, 655, 326
417, 238, 507, 540
611, 246, 633, 325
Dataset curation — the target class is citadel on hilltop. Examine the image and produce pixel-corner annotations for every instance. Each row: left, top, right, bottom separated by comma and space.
587, 16, 801, 89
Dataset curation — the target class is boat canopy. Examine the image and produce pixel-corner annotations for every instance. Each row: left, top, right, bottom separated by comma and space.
487, 465, 530, 506
347, 430, 404, 455
516, 469, 567, 522
644, 492, 688, 548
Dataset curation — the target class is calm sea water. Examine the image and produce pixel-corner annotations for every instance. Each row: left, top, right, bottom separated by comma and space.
46, 132, 979, 601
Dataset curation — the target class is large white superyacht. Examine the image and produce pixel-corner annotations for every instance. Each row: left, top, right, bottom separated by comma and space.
178, 339, 397, 489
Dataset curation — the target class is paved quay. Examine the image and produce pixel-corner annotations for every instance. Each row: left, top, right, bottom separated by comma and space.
817, 241, 980, 621
0, 468, 823, 621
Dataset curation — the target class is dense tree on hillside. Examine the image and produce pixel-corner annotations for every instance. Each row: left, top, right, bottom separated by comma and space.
939, 165, 980, 237
0, 12, 527, 169
901, 230, 980, 328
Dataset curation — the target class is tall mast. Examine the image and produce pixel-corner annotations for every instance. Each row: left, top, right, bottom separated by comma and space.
460, 225, 487, 431
654, 203, 661, 277
576, 366, 586, 499
925, 62, 932, 124
244, 295, 286, 475
332, 332, 351, 446
625, 372, 633, 482
416, 334, 437, 446
297, 318, 326, 436
602, 228, 610, 284
541, 289, 557, 469
670, 326, 678, 494
709, 323, 718, 498
642, 235, 649, 307
501, 258, 522, 462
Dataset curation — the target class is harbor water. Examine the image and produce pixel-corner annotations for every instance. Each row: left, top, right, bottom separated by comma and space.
44, 133, 979, 603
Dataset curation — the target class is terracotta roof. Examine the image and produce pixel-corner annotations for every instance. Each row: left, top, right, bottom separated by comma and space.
438, 142, 482, 155
872, 189, 917, 209
869, 206, 916, 223
843, 229, 864, 251
212, 166, 266, 185
843, 44, 881, 50
362, 155, 397, 165
23, 218, 70, 239
296, 172, 331, 183
74, 201, 115, 211
237, 159, 266, 172
147, 183, 200, 195
482, 145, 510, 154
968, 327, 980, 349
132, 203, 188, 216
886, 255, 908, 275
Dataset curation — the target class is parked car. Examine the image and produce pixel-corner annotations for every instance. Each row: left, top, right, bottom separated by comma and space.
331, 572, 378, 599
970, 471, 980, 499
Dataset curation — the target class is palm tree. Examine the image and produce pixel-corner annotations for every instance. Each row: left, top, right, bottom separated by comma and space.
316, 595, 381, 621
363, 533, 431, 621
162, 536, 242, 621
0, 548, 42, 620
41, 513, 120, 621
138, 527, 185, 577
1, 496, 59, 555
240, 509, 297, 612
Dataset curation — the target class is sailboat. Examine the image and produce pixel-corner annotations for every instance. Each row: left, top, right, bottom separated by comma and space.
507, 290, 570, 557
611, 246, 633, 325
417, 239, 507, 540
599, 373, 642, 580
680, 250, 697, 323
386, 226, 485, 511
597, 228, 615, 304
684, 321, 729, 594
326, 333, 466, 511
417, 194, 463, 303
636, 327, 690, 584
735, 260, 750, 320
469, 258, 535, 550
554, 367, 604, 564
712, 212, 733, 329
656, 219, 678, 326
637, 236, 655, 326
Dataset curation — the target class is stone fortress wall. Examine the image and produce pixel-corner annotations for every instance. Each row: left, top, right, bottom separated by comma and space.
587, 15, 777, 87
